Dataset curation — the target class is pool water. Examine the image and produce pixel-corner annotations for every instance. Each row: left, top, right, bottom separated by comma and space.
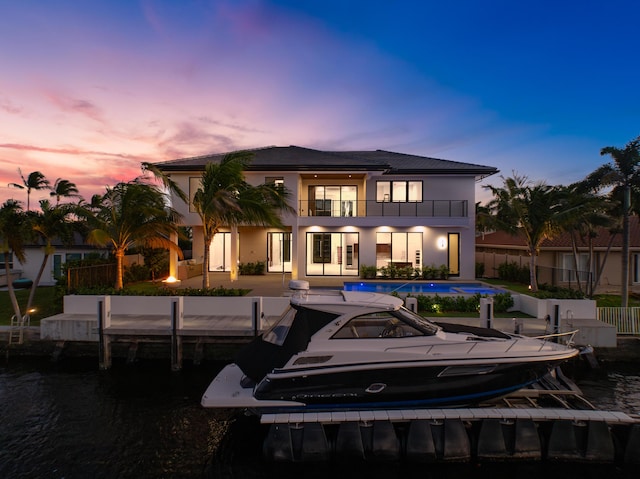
343, 281, 505, 295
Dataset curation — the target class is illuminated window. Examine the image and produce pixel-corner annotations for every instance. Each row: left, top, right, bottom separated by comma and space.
376, 181, 422, 202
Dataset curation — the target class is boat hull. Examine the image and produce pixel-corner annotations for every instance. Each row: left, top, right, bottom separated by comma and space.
254, 356, 575, 408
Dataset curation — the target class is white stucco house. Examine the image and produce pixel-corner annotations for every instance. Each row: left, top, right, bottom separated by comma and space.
154, 146, 498, 282
1, 239, 109, 288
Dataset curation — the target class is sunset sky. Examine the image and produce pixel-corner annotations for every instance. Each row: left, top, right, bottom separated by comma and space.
1, 0, 639, 207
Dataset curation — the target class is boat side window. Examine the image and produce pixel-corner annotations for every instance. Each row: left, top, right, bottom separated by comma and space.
332, 311, 424, 339
262, 306, 297, 346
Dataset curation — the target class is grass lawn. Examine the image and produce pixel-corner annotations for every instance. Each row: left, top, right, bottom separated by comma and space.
0, 287, 60, 326
481, 277, 640, 307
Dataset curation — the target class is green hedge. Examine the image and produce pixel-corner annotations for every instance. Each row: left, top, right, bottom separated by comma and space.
414, 292, 514, 314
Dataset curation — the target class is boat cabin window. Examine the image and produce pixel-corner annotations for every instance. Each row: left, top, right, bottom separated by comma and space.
332, 311, 425, 339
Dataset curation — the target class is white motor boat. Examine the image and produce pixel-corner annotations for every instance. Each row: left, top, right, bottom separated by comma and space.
201, 281, 579, 413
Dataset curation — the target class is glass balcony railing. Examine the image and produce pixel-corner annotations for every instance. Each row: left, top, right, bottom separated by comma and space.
298, 200, 468, 217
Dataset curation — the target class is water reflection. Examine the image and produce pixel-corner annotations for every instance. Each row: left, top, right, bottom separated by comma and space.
0, 358, 639, 479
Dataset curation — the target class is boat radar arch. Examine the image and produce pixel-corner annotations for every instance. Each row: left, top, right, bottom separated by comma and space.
288, 280, 309, 291
288, 280, 309, 300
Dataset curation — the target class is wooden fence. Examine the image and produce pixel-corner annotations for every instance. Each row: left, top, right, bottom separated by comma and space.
67, 263, 117, 290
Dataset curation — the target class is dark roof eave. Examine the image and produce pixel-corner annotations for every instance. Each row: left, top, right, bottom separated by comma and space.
157, 164, 384, 172
385, 168, 499, 175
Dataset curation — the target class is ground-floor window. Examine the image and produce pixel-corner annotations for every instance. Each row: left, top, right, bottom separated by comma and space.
375, 232, 422, 270
561, 253, 589, 283
306, 232, 359, 276
209, 232, 231, 272
267, 232, 292, 273
0, 252, 13, 270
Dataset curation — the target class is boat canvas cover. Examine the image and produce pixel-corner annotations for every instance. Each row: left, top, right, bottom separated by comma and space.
235, 305, 340, 382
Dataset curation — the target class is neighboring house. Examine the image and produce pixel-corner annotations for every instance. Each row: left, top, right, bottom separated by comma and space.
0, 235, 109, 287
476, 217, 640, 294
155, 146, 498, 281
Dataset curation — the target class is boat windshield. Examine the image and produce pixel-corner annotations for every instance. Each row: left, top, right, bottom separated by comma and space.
394, 307, 441, 335
262, 306, 297, 346
332, 307, 440, 339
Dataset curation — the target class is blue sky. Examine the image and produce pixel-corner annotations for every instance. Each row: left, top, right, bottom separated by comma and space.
1, 0, 638, 205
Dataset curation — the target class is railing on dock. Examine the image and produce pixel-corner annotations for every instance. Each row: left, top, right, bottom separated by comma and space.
597, 307, 640, 335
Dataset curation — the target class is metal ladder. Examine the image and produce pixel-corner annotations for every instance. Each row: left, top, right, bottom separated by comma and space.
9, 314, 30, 345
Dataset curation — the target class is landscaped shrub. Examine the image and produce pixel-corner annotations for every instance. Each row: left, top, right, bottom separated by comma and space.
359, 265, 378, 279
497, 261, 530, 284
420, 264, 439, 279
124, 263, 151, 283
69, 285, 250, 296
475, 262, 485, 278
534, 284, 585, 299
492, 292, 515, 312
238, 261, 266, 275
418, 263, 450, 280
379, 264, 397, 279
414, 291, 514, 314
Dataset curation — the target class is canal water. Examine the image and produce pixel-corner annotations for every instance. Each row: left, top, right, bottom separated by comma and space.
1, 356, 639, 479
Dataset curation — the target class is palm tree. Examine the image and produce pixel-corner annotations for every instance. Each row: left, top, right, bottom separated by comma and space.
25, 199, 76, 312
484, 173, 569, 292
8, 169, 50, 211
84, 179, 184, 290
50, 178, 80, 205
192, 151, 294, 288
0, 199, 29, 321
558, 182, 615, 296
584, 135, 640, 307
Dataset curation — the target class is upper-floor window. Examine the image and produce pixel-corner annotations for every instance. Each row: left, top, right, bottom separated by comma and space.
265, 177, 284, 186
376, 181, 422, 202
308, 185, 357, 217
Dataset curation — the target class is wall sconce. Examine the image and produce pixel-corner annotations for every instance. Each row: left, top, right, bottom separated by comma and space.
437, 237, 447, 250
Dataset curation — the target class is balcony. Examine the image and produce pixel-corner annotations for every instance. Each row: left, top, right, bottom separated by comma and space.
298, 200, 468, 217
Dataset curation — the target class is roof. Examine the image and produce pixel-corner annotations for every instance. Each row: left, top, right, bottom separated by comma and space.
476, 216, 640, 250
153, 145, 498, 177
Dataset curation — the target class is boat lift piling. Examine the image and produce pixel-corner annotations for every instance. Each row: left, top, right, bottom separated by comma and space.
97, 297, 111, 370
258, 408, 640, 464
170, 297, 183, 371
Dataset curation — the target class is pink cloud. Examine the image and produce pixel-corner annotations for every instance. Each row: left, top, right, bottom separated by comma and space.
0, 96, 22, 114
42, 89, 105, 123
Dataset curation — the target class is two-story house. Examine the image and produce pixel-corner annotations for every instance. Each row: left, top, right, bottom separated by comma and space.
155, 146, 498, 281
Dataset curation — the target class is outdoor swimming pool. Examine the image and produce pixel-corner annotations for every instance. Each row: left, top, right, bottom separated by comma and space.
343, 281, 506, 295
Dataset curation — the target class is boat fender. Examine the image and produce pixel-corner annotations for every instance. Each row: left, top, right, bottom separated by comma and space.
584, 421, 615, 463
263, 423, 294, 462
405, 420, 437, 462
624, 424, 640, 464
334, 421, 365, 461
371, 420, 400, 461
300, 423, 330, 462
512, 419, 542, 460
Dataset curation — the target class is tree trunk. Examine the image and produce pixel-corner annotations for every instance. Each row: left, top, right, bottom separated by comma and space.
529, 247, 538, 292
26, 253, 49, 313
622, 186, 631, 308
4, 257, 22, 320
593, 232, 617, 294
202, 234, 212, 289
569, 231, 583, 294
115, 249, 125, 290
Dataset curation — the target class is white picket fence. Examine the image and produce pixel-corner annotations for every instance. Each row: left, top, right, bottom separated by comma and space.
597, 307, 640, 335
